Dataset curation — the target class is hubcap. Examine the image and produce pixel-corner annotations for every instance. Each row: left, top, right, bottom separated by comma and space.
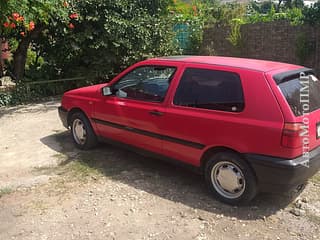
72, 119, 87, 145
211, 161, 245, 199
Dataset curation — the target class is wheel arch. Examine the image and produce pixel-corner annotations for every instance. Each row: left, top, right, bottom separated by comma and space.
67, 107, 87, 127
200, 146, 256, 178
202, 146, 259, 204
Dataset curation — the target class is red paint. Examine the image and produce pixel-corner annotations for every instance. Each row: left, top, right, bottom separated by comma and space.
61, 56, 319, 166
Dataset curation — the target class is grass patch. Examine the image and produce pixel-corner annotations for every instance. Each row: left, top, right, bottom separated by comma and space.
0, 187, 13, 198
63, 160, 102, 181
33, 152, 103, 182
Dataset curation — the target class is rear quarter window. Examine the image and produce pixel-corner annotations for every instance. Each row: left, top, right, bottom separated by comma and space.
173, 68, 244, 112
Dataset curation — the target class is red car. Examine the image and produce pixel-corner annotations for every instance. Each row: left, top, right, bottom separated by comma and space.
59, 56, 320, 204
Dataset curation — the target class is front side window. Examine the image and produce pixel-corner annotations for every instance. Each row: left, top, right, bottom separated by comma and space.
173, 68, 244, 112
113, 66, 176, 102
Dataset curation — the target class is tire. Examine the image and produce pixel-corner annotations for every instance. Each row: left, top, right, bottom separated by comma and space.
204, 151, 257, 205
70, 111, 98, 150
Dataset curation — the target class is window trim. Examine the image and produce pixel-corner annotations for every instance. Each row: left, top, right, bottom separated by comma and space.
111, 65, 177, 103
172, 67, 245, 113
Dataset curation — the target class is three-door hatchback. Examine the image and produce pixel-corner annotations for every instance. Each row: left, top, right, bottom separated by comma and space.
59, 56, 320, 204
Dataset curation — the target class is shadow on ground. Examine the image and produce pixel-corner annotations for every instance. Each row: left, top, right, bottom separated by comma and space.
41, 131, 299, 221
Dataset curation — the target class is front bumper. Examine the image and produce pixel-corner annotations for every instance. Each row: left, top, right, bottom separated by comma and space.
245, 147, 320, 193
58, 106, 69, 129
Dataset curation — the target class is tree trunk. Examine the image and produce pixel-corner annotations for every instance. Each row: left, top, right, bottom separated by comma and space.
0, 38, 5, 78
0, 47, 3, 78
13, 37, 31, 80
13, 26, 43, 80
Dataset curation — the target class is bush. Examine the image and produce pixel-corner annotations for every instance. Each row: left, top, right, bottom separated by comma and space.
246, 5, 303, 25
0, 92, 12, 106
31, 0, 180, 81
0, 81, 42, 106
303, 1, 320, 25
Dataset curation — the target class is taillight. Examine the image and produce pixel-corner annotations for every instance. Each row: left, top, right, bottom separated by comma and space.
281, 123, 303, 148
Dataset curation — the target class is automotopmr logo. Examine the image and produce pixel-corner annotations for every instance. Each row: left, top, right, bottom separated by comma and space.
299, 72, 315, 168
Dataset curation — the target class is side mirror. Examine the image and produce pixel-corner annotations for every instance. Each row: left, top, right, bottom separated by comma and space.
102, 86, 112, 96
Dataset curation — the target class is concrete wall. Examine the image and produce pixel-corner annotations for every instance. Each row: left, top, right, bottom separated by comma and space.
200, 20, 320, 73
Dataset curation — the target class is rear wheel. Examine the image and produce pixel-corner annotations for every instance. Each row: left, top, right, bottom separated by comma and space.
205, 151, 257, 205
70, 112, 97, 150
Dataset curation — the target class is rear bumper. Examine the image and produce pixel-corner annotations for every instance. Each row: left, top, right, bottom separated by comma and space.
58, 106, 69, 129
245, 147, 320, 193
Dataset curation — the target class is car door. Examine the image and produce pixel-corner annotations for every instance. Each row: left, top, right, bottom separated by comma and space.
93, 64, 178, 155
161, 64, 246, 166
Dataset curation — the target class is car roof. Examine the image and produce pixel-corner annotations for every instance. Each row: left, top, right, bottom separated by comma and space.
149, 56, 303, 73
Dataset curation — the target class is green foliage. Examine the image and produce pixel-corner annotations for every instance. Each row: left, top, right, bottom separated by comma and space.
205, 3, 247, 51
173, 15, 204, 54
3, 0, 320, 107
0, 187, 13, 197
0, 0, 74, 80
34, 0, 180, 80
303, 1, 320, 25
170, 0, 209, 54
295, 33, 313, 64
281, 0, 305, 10
227, 18, 244, 48
249, 0, 304, 13
1, 0, 182, 105
207, 2, 247, 25
249, 1, 273, 14
246, 5, 303, 25
0, 82, 29, 106
0, 0, 70, 40
0, 91, 12, 106
0, 77, 90, 106
0, 81, 43, 106
212, 1, 305, 51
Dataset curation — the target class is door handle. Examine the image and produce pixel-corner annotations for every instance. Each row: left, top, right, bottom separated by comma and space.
149, 110, 164, 116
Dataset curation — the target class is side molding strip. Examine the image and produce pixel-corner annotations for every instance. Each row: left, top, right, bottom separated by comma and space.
92, 118, 205, 150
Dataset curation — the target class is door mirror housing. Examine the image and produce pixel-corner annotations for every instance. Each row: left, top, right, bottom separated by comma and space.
102, 86, 112, 96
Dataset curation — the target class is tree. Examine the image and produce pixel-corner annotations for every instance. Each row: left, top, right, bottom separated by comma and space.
0, 0, 72, 80
303, 0, 320, 25
35, 0, 179, 80
250, 1, 274, 14
1, 0, 179, 81
276, 0, 304, 12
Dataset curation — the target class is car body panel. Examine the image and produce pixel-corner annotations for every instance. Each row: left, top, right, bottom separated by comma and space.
265, 68, 320, 155
161, 63, 286, 165
58, 56, 320, 193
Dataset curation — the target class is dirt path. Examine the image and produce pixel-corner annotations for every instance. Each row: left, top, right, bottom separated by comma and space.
0, 100, 64, 189
0, 101, 319, 240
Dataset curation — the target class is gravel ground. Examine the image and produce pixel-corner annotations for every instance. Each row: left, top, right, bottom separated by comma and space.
0, 100, 319, 240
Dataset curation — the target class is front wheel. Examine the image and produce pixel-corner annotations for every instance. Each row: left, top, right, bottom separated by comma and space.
70, 112, 97, 150
205, 152, 257, 205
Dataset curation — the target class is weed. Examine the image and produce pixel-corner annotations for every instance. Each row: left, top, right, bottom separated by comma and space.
0, 187, 13, 198
65, 160, 102, 180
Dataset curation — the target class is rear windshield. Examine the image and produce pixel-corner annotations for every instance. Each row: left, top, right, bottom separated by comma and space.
278, 73, 320, 116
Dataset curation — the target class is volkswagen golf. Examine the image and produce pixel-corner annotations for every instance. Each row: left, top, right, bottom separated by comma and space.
58, 56, 320, 205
